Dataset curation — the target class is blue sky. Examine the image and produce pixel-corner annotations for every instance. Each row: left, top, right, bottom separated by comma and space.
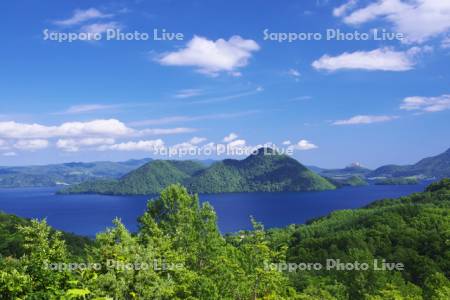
0, 0, 449, 168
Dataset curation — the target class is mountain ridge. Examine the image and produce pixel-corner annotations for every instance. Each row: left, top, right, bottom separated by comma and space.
368, 148, 450, 179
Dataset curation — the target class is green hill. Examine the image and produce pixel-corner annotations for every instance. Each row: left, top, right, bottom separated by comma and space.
60, 160, 205, 195
186, 148, 335, 193
276, 178, 450, 299
61, 148, 335, 195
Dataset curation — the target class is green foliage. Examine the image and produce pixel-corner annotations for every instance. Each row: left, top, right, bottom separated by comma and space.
375, 177, 420, 185
186, 148, 335, 193
1, 179, 450, 299
0, 211, 92, 258
60, 160, 206, 195
426, 178, 450, 192
284, 180, 450, 299
327, 175, 368, 187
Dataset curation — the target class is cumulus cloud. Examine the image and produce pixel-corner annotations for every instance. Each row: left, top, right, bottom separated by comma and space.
0, 119, 196, 140
57, 138, 115, 152
14, 139, 49, 151
293, 140, 318, 150
156, 35, 260, 76
54, 8, 113, 26
226, 139, 247, 149
282, 140, 291, 145
338, 0, 450, 43
312, 47, 419, 71
0, 119, 133, 139
333, 115, 398, 125
400, 94, 450, 112
223, 133, 238, 143
189, 137, 207, 145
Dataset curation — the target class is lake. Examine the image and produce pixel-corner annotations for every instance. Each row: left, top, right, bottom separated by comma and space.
0, 183, 429, 237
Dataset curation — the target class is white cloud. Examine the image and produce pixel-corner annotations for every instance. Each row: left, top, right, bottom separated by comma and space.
312, 47, 417, 71
131, 116, 191, 126
333, 0, 358, 17
289, 96, 312, 101
174, 89, 203, 99
170, 142, 197, 152
137, 128, 196, 136
293, 140, 318, 150
288, 68, 301, 77
282, 140, 291, 145
333, 115, 398, 125
339, 0, 450, 43
223, 133, 238, 143
0, 139, 9, 150
441, 36, 450, 48
59, 104, 119, 115
14, 139, 49, 151
156, 35, 260, 76
227, 139, 247, 149
189, 137, 207, 145
54, 8, 113, 26
129, 111, 258, 126
57, 138, 115, 152
79, 22, 121, 36
192, 88, 263, 104
0, 119, 132, 139
0, 119, 195, 144
102, 139, 165, 152
400, 94, 450, 112
2, 152, 17, 157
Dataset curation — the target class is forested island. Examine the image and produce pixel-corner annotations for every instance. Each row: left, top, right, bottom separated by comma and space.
1, 179, 449, 299
59, 148, 336, 195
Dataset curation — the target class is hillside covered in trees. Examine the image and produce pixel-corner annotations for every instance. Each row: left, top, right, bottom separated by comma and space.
1, 179, 449, 299
60, 148, 336, 195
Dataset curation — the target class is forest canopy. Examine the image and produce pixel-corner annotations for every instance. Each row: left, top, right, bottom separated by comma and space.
1, 179, 449, 299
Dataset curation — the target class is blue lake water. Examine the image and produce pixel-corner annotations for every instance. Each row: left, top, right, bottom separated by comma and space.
0, 183, 429, 237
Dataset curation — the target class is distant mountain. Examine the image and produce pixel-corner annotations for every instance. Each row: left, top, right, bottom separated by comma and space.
369, 148, 450, 179
0, 158, 152, 188
60, 148, 336, 195
306, 165, 326, 173
315, 164, 372, 179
